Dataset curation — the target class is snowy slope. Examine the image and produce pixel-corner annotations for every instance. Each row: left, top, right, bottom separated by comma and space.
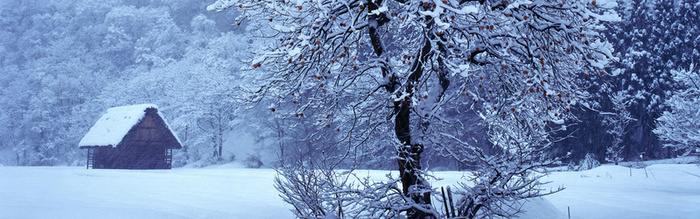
1, 164, 698, 218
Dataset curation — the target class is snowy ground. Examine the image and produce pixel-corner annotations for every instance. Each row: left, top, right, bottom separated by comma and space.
544, 164, 700, 218
1, 163, 698, 218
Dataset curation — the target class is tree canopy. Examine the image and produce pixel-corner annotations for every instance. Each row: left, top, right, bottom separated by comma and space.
209, 0, 619, 217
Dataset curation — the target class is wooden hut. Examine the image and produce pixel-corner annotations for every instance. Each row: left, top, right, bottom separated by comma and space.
79, 104, 182, 169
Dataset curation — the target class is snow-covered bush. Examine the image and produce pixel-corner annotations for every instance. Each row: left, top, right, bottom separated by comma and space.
654, 64, 700, 156
443, 117, 565, 218
171, 150, 189, 168
188, 151, 236, 167
275, 158, 426, 218
567, 161, 577, 171
578, 153, 601, 171
244, 154, 264, 168
274, 163, 339, 218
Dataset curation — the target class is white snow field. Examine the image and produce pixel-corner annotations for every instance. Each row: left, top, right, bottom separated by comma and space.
544, 164, 700, 219
1, 164, 698, 218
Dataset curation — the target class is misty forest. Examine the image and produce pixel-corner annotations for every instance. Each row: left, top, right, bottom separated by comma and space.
0, 0, 699, 218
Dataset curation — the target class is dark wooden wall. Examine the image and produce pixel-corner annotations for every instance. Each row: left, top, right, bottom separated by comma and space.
92, 147, 172, 169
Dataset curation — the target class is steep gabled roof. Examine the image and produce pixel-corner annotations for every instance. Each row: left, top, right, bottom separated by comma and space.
78, 104, 181, 148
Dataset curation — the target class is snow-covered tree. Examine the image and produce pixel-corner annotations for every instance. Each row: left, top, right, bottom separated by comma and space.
0, 0, 123, 165
552, 0, 700, 164
103, 6, 188, 69
606, 0, 700, 160
654, 64, 700, 156
577, 152, 600, 170
94, 29, 249, 165
0, 0, 254, 166
210, 0, 618, 217
603, 90, 634, 165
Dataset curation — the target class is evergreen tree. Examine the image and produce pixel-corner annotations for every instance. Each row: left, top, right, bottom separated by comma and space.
608, 0, 700, 160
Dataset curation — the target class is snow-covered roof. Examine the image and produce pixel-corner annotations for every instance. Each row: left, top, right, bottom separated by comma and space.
78, 104, 180, 148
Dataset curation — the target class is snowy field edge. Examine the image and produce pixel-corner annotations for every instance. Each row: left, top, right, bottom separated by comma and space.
1, 163, 699, 218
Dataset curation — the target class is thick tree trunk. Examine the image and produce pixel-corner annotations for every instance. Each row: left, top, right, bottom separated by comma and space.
395, 37, 434, 219
367, 2, 432, 216
395, 102, 431, 218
